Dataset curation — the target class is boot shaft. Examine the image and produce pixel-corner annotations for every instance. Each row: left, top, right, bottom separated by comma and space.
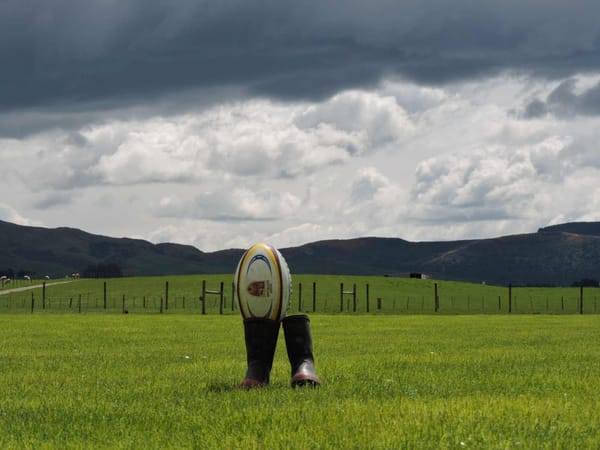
282, 314, 321, 387
240, 318, 280, 387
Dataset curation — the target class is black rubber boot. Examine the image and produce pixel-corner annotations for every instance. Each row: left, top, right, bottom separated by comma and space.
282, 314, 321, 387
240, 319, 280, 388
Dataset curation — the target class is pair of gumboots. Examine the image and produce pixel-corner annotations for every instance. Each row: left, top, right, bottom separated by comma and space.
235, 243, 320, 388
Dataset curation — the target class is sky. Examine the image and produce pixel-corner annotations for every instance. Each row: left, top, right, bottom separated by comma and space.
2, 0, 600, 252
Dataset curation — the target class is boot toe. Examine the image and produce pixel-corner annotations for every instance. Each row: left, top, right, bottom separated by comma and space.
291, 372, 321, 388
239, 378, 267, 389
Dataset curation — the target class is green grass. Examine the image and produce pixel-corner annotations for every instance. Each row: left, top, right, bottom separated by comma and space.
1, 275, 599, 314
1, 314, 599, 448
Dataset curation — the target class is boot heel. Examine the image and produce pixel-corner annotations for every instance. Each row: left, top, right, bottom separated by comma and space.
282, 314, 321, 388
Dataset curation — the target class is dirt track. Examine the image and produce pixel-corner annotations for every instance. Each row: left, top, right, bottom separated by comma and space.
0, 280, 74, 296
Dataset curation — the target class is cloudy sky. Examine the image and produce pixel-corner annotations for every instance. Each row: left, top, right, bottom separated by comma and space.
2, 0, 600, 252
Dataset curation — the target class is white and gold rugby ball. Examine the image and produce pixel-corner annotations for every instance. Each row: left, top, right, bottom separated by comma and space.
234, 243, 291, 321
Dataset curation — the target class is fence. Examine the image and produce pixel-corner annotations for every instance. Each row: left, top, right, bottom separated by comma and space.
1, 278, 599, 315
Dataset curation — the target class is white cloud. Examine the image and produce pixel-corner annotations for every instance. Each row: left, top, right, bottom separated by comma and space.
343, 167, 407, 230
204, 101, 354, 178
264, 222, 359, 248
559, 135, 600, 171
379, 79, 448, 113
6, 89, 419, 193
4, 74, 600, 252
405, 131, 600, 242
155, 186, 303, 221
412, 144, 541, 217
33, 191, 72, 209
0, 204, 39, 226
13, 97, 386, 190
91, 119, 209, 184
295, 90, 415, 152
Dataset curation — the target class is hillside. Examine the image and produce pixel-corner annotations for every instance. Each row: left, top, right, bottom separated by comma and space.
2, 219, 599, 285
283, 232, 600, 285
0, 220, 240, 278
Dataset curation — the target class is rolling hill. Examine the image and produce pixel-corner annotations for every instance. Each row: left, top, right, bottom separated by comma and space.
1, 219, 599, 286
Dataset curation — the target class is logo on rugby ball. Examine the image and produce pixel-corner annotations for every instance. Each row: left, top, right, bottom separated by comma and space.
234, 243, 291, 321
247, 280, 272, 297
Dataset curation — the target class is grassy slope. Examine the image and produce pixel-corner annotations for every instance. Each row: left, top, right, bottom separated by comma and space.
2, 275, 597, 314
1, 314, 599, 449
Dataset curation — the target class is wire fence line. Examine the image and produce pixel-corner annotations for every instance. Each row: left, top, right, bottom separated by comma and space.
1, 280, 599, 315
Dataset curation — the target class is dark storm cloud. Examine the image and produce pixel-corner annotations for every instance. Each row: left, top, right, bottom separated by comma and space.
523, 79, 600, 118
2, 0, 600, 111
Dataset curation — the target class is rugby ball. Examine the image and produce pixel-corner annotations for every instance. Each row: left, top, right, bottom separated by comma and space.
234, 243, 291, 321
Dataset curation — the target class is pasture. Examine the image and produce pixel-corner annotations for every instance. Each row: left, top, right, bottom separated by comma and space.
1, 274, 599, 315
1, 314, 599, 448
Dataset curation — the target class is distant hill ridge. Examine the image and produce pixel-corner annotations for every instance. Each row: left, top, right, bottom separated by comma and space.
2, 219, 600, 286
538, 222, 600, 236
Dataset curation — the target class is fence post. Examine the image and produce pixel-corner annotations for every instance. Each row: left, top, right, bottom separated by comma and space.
201, 280, 206, 315
298, 282, 302, 312
353, 284, 357, 313
219, 282, 224, 315
165, 281, 169, 311
78, 294, 81, 313
103, 281, 107, 309
122, 294, 126, 314
434, 283, 439, 312
340, 283, 343, 312
160, 297, 163, 314
42, 282, 46, 309
366, 283, 370, 313
231, 282, 235, 311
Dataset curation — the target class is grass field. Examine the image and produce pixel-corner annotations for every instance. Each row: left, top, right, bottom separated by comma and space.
1, 275, 598, 315
1, 314, 599, 448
